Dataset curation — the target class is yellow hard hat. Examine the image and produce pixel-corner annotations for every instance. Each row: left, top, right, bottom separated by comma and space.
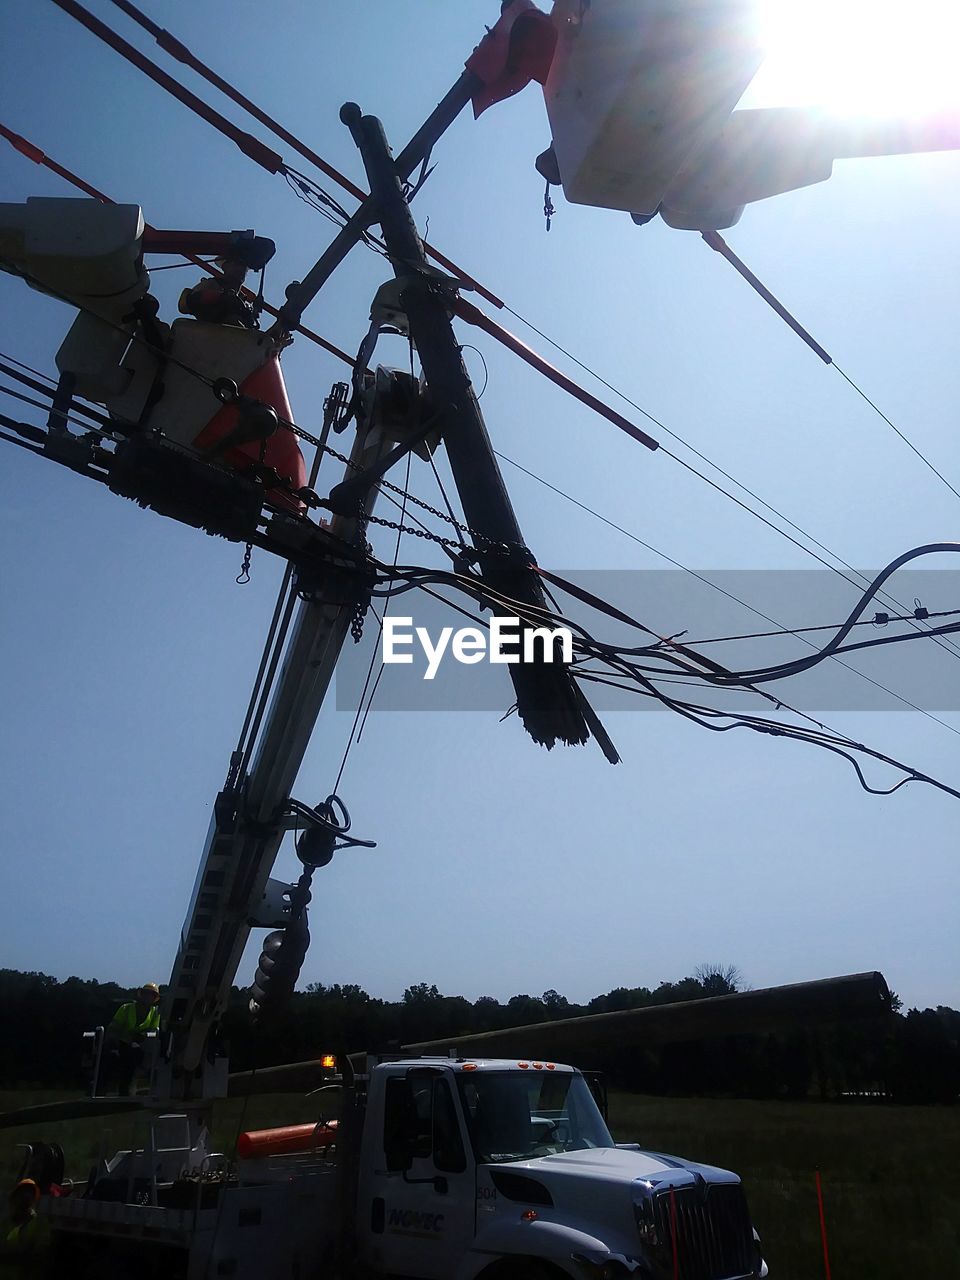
139, 982, 161, 1003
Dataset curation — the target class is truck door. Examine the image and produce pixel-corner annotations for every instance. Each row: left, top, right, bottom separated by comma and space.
368, 1067, 475, 1279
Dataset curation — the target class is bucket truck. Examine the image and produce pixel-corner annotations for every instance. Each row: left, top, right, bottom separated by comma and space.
1, 2, 932, 1274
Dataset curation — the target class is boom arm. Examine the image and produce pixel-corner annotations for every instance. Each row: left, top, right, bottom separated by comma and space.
156, 420, 387, 1100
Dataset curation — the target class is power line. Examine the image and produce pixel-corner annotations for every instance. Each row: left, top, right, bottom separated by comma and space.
368, 557, 960, 802
0, 122, 355, 369
0, 89, 908, 657
70, 0, 502, 308
495, 302, 960, 665
0, 381, 113, 436
833, 363, 960, 503
355, 455, 413, 745
685, 608, 960, 647
0, 352, 58, 387
334, 455, 414, 792
701, 229, 960, 505
10, 24, 960, 730
4, 246, 956, 739
49, 0, 959, 666
494, 447, 960, 738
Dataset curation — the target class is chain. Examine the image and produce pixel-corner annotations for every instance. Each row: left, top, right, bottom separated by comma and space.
350, 600, 367, 643
349, 496, 371, 641
236, 542, 253, 584
362, 512, 477, 551
317, 439, 517, 557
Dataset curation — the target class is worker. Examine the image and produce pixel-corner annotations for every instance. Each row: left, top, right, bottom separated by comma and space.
0, 1178, 50, 1277
104, 983, 161, 1096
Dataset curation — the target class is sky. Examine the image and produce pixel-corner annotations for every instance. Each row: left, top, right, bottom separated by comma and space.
0, 1, 958, 1017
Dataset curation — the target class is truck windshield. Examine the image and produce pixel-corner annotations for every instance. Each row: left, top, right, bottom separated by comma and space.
456, 1070, 614, 1164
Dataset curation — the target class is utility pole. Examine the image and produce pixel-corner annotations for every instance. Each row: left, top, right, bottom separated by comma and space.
341, 104, 612, 757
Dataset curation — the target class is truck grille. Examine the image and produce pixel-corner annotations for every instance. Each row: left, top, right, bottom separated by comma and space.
651, 1183, 756, 1280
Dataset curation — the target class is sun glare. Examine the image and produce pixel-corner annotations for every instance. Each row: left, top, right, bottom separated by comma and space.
748, 0, 960, 116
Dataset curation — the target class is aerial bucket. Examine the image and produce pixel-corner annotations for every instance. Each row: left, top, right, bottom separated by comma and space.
150, 319, 307, 514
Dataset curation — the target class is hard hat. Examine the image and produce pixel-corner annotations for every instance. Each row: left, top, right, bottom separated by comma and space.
12, 1179, 39, 1202
139, 982, 160, 1003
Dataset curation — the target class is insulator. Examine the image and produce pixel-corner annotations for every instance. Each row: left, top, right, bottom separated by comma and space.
247, 911, 310, 1017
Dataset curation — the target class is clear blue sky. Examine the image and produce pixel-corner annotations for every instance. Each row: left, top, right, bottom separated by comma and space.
1, 1, 957, 1014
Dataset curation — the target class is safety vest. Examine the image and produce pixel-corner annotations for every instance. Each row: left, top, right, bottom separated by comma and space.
4, 1215, 46, 1249
110, 1002, 160, 1041
1, 1211, 50, 1275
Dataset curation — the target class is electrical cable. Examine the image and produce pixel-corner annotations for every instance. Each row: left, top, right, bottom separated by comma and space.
459, 344, 489, 398
62, 0, 500, 307
355, 455, 413, 746
379, 560, 950, 684
0, 351, 58, 387
5, 417, 945, 793
369, 553, 960, 747
427, 454, 469, 552
361, 554, 960, 802
235, 433, 344, 777
572, 665, 960, 801
0, 122, 355, 370
6, 88, 959, 750
0, 359, 126, 432
706, 543, 960, 685
493, 303, 960, 665
0, 382, 112, 435
333, 456, 412, 793
701, 229, 960, 505
497, 443, 960, 646
492, 446, 960, 736
685, 608, 960, 647
3, 265, 953, 737
6, 395, 941, 799
146, 258, 218, 272
833, 363, 960, 502
332, 604, 384, 797
234, 562, 297, 778
31, 10, 956, 662
0, 419, 46, 456
15, 112, 941, 677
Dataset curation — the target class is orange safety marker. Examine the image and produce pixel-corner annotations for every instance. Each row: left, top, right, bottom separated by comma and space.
815, 1169, 833, 1280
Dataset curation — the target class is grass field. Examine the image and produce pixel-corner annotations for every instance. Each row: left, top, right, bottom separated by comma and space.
607, 1093, 960, 1278
3, 1088, 957, 1277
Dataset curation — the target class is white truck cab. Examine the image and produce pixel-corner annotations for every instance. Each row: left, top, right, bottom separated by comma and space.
357, 1057, 767, 1280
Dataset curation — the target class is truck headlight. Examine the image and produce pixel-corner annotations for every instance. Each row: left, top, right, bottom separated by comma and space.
632, 1198, 660, 1248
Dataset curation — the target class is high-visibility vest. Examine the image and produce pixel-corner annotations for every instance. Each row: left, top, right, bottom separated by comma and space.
3, 1211, 50, 1259
110, 1002, 160, 1041
5, 1215, 43, 1247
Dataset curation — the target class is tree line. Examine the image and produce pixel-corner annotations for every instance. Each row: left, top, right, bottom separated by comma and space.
2, 966, 957, 1103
